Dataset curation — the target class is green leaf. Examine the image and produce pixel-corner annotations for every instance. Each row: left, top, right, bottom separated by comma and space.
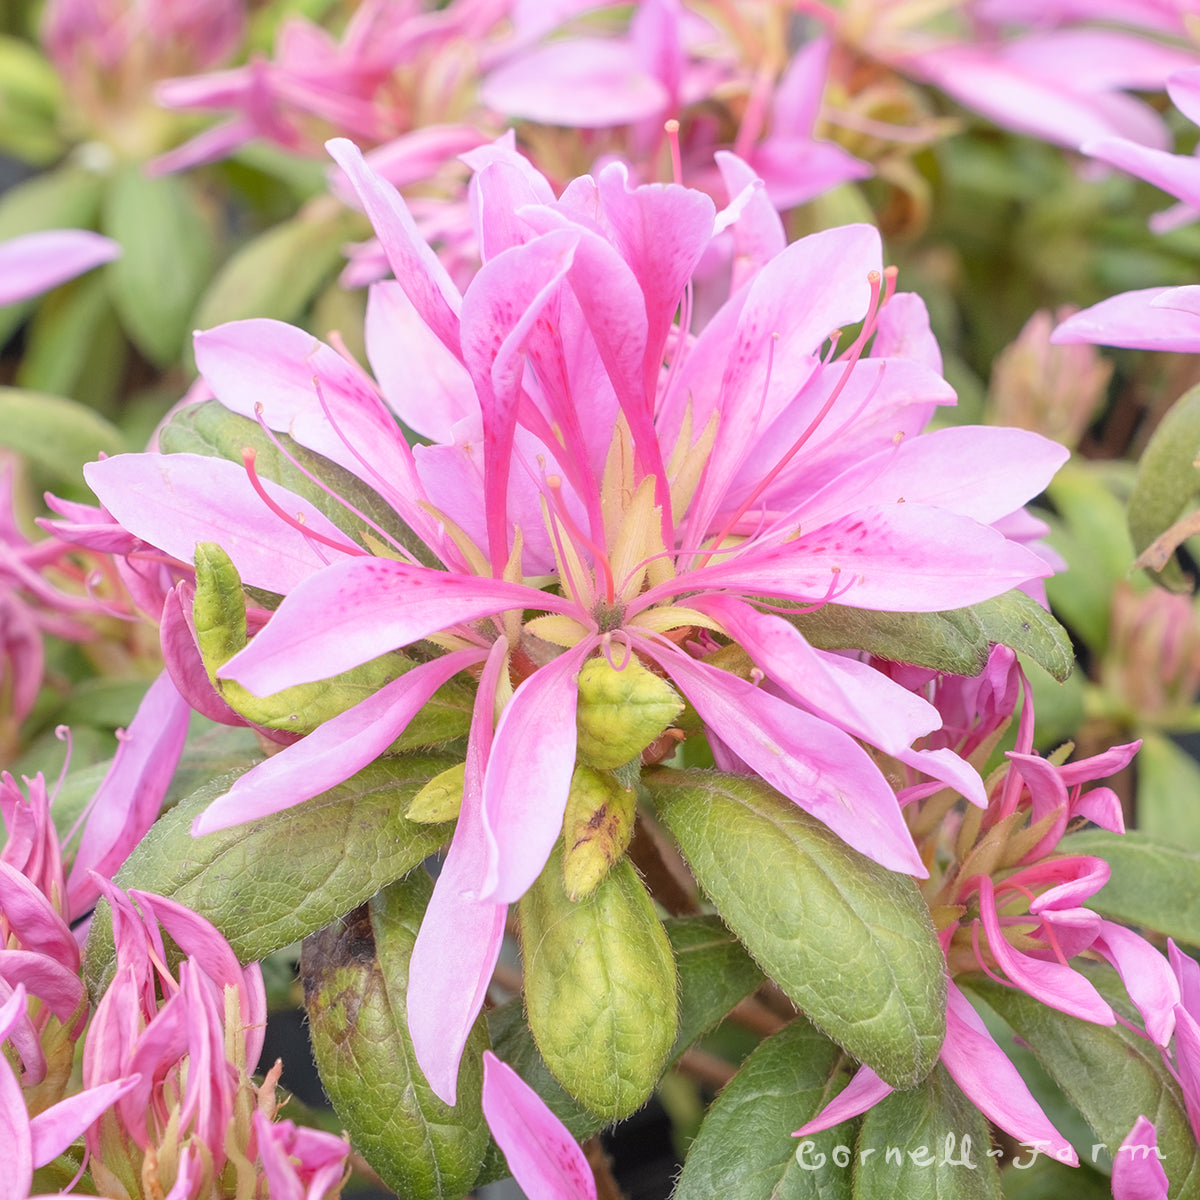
102, 166, 214, 366
15, 272, 126, 407
646, 769, 946, 1089
0, 388, 125, 481
787, 604, 990, 676
0, 164, 104, 241
0, 35, 64, 165
159, 400, 437, 565
84, 755, 456, 992
674, 1017, 855, 1200
301, 870, 489, 1200
191, 204, 363, 336
486, 999, 607, 1144
1128, 382, 1200, 590
971, 590, 1073, 682
1061, 829, 1200, 944
1134, 733, 1200, 853
853, 1065, 1001, 1200
519, 845, 678, 1120
666, 914, 764, 1063
1001, 1156, 1113, 1200
963, 973, 1200, 1199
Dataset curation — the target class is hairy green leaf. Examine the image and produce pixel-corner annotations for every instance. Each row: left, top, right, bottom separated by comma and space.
1128, 382, 1200, 590
646, 769, 945, 1088
302, 871, 488, 1199
970, 590, 1073, 682
0, 387, 124, 480
674, 1017, 854, 1200
1063, 829, 1200, 944
853, 1066, 1001, 1200
85, 755, 456, 992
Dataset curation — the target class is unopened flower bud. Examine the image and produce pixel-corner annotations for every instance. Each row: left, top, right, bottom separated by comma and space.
575, 654, 683, 770
988, 307, 1112, 449
561, 764, 636, 900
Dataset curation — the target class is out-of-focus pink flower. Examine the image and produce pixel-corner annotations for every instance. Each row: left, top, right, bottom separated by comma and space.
253, 1111, 350, 1200
0, 230, 119, 308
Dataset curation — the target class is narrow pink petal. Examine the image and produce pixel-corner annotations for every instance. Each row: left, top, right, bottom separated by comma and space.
0, 862, 78, 972
159, 583, 248, 726
326, 138, 463, 359
366, 282, 477, 441
693, 595, 939, 754
0, 951, 83, 1024
659, 505, 1052, 614
0, 1025, 33, 1200
794, 426, 1069, 531
942, 983, 1078, 1165
28, 1075, 140, 1167
1084, 136, 1200, 210
894, 746, 988, 808
1112, 1116, 1170, 1200
1091, 922, 1179, 1047
67, 671, 191, 917
975, 876, 1114, 1026
1168, 66, 1200, 126
482, 1051, 597, 1200
792, 1062, 893, 1136
0, 230, 119, 307
649, 643, 924, 875
1052, 288, 1200, 352
196, 649, 483, 833
479, 643, 591, 902
219, 558, 562, 694
409, 639, 509, 1105
714, 151, 785, 293
253, 1113, 306, 1200
85, 453, 358, 592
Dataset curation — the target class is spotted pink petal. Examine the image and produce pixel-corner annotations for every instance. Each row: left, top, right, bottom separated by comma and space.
482, 1051, 597, 1200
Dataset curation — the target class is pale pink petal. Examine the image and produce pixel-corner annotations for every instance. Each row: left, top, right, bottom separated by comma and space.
872, 292, 943, 374
67, 671, 191, 917
1084, 136, 1200, 210
479, 643, 591, 903
693, 595, 939, 754
0, 230, 119, 307
326, 138, 463, 359
29, 1075, 140, 1166
84, 454, 358, 593
482, 1051, 597, 1200
1112, 1116, 1170, 1200
409, 639, 509, 1105
366, 281, 477, 441
941, 983, 1078, 1165
196, 649, 483, 833
649, 642, 924, 875
481, 39, 669, 126
714, 151, 786, 292
218, 558, 563, 694
1091, 923, 1179, 1047
1052, 287, 1200, 352
655, 505, 1052, 614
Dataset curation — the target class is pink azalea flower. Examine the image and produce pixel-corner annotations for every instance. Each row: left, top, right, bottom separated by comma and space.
87, 136, 1062, 1102
0, 230, 119, 308
252, 1111, 350, 1200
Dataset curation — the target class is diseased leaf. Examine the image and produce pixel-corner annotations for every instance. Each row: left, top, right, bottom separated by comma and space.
1063, 829, 1200, 944
667, 914, 765, 1063
970, 590, 1073, 682
674, 1017, 855, 1200
302, 870, 489, 1200
84, 755, 456, 993
786, 603, 989, 676
519, 845, 678, 1120
1128, 382, 1200, 591
853, 1065, 1001, 1200
103, 166, 214, 366
963, 973, 1200, 1200
646, 769, 945, 1089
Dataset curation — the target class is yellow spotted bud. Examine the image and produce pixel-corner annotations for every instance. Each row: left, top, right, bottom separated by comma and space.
405, 761, 466, 823
561, 765, 636, 900
575, 655, 683, 770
